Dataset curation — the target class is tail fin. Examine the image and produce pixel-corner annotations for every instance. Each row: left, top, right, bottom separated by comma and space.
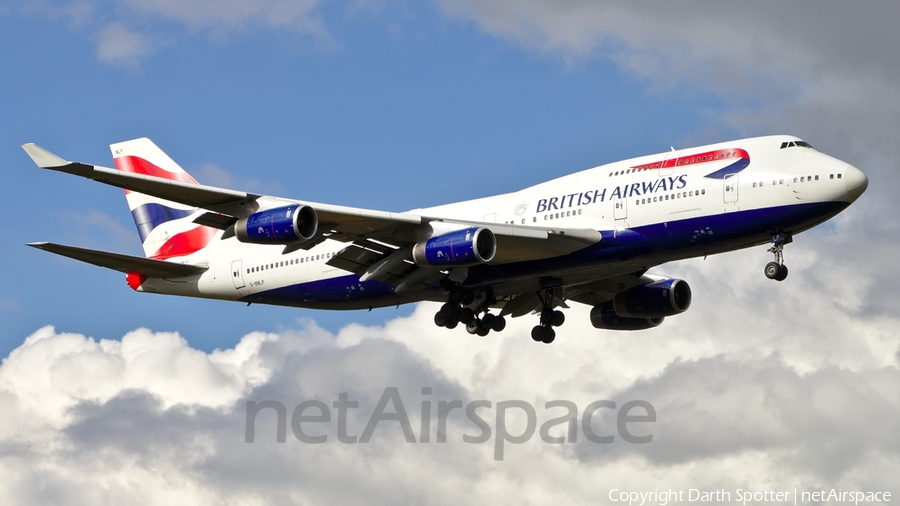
111, 138, 216, 259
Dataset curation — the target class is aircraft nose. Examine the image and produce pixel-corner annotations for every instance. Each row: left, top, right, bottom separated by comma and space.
844, 165, 868, 202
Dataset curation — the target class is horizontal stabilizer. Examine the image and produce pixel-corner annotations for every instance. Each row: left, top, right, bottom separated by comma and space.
28, 242, 207, 278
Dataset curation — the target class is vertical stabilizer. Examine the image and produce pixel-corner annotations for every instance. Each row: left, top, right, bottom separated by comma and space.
111, 138, 216, 259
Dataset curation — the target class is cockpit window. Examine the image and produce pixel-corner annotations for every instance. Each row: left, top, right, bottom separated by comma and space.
780, 140, 815, 149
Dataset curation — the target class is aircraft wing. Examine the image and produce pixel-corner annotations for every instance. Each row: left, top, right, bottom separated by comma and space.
24, 143, 603, 287
28, 242, 207, 278
22, 143, 424, 236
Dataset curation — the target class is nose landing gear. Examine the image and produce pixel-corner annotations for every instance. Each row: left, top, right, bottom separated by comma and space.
764, 232, 791, 281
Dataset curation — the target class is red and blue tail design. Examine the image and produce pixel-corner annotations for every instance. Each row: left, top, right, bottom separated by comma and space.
111, 138, 217, 259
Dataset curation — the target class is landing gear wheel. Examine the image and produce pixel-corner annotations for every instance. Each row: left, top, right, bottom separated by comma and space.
765, 231, 792, 281
434, 311, 447, 327
481, 313, 496, 330
531, 326, 543, 342
491, 315, 506, 332
551, 310, 565, 327
775, 264, 788, 281
466, 320, 480, 335
540, 326, 556, 344
445, 318, 459, 329
459, 308, 476, 325
476, 323, 490, 337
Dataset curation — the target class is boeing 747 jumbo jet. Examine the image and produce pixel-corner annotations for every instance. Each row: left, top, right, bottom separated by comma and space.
23, 136, 867, 343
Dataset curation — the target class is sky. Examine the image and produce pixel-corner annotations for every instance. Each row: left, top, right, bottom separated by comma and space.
1, 1, 898, 504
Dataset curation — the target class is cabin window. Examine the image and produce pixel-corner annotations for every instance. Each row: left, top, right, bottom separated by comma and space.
815, 175, 819, 180
837, 173, 842, 179
701, 189, 706, 195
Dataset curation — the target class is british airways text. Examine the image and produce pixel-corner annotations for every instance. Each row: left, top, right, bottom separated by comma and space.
536, 175, 689, 213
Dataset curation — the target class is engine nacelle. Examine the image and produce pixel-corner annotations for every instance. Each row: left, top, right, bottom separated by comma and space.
590, 302, 664, 331
235, 205, 318, 245
613, 278, 692, 318
412, 227, 496, 267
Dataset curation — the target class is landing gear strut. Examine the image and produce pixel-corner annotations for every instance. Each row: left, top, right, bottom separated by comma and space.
764, 231, 791, 282
531, 291, 565, 344
433, 286, 506, 337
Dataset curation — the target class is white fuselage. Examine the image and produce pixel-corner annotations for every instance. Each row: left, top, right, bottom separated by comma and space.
138, 135, 865, 309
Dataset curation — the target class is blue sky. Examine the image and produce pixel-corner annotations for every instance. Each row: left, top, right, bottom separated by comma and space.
1, 1, 897, 503
0, 1, 730, 356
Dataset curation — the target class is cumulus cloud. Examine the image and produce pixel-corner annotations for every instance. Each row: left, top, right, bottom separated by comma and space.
1, 293, 897, 504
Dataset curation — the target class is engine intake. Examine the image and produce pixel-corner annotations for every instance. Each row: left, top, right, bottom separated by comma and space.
591, 302, 664, 331
412, 227, 496, 267
613, 278, 692, 318
235, 205, 318, 245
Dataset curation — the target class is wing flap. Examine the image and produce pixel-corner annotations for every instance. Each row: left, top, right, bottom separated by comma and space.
28, 242, 207, 278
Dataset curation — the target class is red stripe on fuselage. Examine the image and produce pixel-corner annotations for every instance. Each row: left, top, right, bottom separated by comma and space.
631, 148, 750, 170
150, 226, 216, 260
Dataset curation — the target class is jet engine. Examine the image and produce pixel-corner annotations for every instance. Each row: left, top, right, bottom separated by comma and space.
412, 227, 496, 267
235, 204, 318, 245
590, 302, 664, 331
612, 278, 692, 318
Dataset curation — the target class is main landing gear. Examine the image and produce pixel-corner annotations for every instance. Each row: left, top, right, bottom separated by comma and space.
531, 292, 565, 344
764, 231, 792, 282
433, 287, 507, 337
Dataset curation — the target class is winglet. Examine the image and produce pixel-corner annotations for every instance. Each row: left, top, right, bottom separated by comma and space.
22, 143, 70, 168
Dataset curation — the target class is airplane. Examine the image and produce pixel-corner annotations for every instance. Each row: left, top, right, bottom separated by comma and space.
22, 135, 867, 343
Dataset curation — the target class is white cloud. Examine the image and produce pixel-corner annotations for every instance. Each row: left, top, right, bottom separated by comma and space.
31, 0, 327, 66
94, 22, 152, 68
1, 296, 897, 504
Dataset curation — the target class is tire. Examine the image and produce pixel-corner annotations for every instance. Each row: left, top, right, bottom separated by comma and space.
775, 264, 788, 281
445, 318, 459, 329
491, 315, 507, 332
476, 323, 490, 337
449, 287, 464, 303
764, 262, 781, 279
466, 320, 480, 335
541, 326, 556, 344
481, 313, 496, 330
531, 326, 543, 341
460, 308, 476, 325
551, 310, 565, 327
434, 312, 446, 327
462, 290, 476, 305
